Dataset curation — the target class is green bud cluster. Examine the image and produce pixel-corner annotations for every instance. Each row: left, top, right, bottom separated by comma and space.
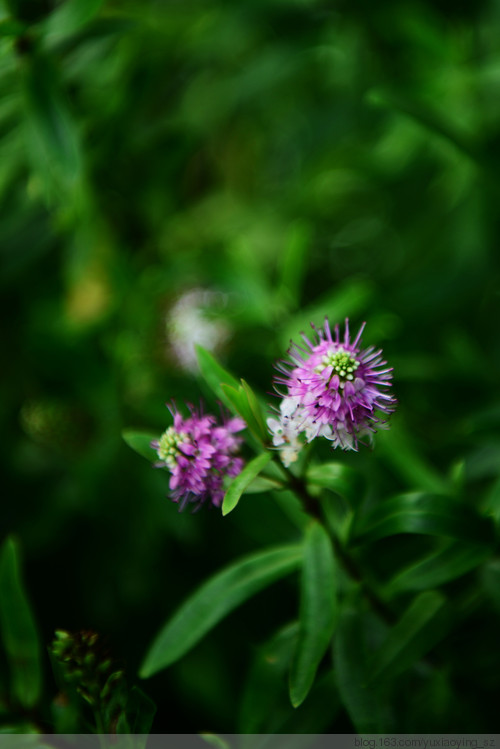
315, 347, 360, 382
50, 629, 126, 729
157, 426, 187, 467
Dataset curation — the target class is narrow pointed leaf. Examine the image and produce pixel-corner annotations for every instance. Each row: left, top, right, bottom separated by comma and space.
281, 278, 373, 349
221, 384, 257, 433
140, 544, 303, 678
122, 430, 158, 463
44, 0, 103, 41
277, 220, 310, 310
243, 672, 339, 747
22, 52, 81, 186
223, 452, 272, 515
289, 522, 337, 707
334, 603, 389, 733
273, 491, 309, 531
352, 493, 494, 547
240, 379, 269, 442
0, 537, 42, 709
377, 424, 450, 495
367, 88, 480, 163
195, 346, 240, 410
200, 734, 231, 749
386, 541, 492, 594
239, 622, 299, 734
124, 687, 156, 737
239, 623, 339, 738
243, 476, 284, 494
276, 671, 340, 738
368, 591, 449, 684
221, 383, 266, 443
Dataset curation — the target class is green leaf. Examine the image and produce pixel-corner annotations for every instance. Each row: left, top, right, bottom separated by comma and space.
306, 462, 365, 506
242, 475, 284, 494
377, 421, 450, 495
368, 591, 449, 684
352, 493, 494, 547
239, 622, 299, 734
480, 559, 500, 616
334, 602, 390, 733
22, 52, 81, 189
274, 671, 339, 739
223, 452, 272, 516
76, 16, 136, 39
386, 541, 492, 594
273, 490, 309, 532
43, 0, 103, 41
199, 734, 231, 749
124, 686, 156, 737
240, 379, 269, 442
242, 672, 339, 749
196, 346, 240, 410
289, 522, 337, 707
220, 382, 268, 443
220, 383, 250, 421
239, 623, 340, 740
281, 278, 374, 349
139, 544, 303, 678
0, 537, 42, 709
0, 724, 44, 734
367, 88, 481, 164
449, 459, 466, 496
0, 19, 26, 36
122, 430, 158, 463
277, 220, 310, 310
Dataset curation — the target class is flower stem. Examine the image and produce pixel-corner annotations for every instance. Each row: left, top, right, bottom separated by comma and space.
329, 534, 395, 624
275, 460, 321, 520
275, 457, 395, 624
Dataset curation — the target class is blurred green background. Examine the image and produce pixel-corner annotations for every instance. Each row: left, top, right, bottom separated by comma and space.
2, 0, 500, 733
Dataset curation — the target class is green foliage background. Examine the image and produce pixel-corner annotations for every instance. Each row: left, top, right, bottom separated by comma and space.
1, 0, 500, 734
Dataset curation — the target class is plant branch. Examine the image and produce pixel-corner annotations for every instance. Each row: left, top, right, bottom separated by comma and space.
275, 456, 395, 623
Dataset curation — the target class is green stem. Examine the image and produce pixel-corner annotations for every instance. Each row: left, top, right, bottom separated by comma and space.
275, 456, 395, 624
96, 716, 108, 746
275, 459, 321, 520
330, 534, 395, 624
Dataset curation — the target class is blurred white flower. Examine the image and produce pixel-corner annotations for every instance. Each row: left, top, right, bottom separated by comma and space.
167, 289, 230, 372
266, 395, 312, 467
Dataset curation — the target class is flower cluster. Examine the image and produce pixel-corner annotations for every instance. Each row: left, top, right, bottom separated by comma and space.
268, 318, 395, 461
152, 405, 245, 511
266, 396, 308, 467
51, 630, 126, 720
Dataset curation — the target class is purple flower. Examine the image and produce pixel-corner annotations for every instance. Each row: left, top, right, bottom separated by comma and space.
152, 405, 245, 511
272, 318, 395, 453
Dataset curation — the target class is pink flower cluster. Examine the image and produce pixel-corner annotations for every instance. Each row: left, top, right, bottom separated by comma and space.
152, 406, 245, 511
269, 318, 395, 458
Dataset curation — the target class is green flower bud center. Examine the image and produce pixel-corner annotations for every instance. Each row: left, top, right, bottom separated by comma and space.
157, 427, 188, 467
315, 347, 360, 382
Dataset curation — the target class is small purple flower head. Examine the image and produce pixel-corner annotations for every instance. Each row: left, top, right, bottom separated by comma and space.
151, 405, 245, 511
272, 318, 395, 453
